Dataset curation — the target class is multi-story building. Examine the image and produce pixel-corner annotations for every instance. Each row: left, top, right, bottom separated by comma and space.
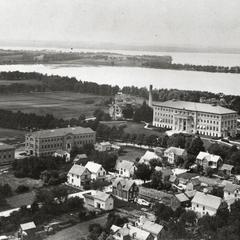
152, 100, 237, 137
25, 126, 96, 157
0, 143, 15, 165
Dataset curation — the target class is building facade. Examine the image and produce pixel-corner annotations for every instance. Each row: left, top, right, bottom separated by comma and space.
152, 100, 237, 137
0, 143, 15, 165
25, 126, 96, 157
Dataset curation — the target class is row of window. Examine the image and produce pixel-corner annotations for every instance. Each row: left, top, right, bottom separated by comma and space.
0, 154, 13, 159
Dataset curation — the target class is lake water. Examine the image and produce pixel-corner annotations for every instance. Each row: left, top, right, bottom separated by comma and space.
0, 64, 239, 95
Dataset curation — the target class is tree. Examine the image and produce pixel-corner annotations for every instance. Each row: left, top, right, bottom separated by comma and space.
150, 171, 163, 190
180, 210, 197, 226
122, 105, 134, 119
211, 187, 224, 198
153, 202, 174, 222
134, 163, 151, 182
187, 136, 205, 156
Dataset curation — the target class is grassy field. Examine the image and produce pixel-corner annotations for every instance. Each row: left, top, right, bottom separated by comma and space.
46, 214, 108, 240
6, 191, 36, 208
0, 91, 110, 119
118, 146, 146, 162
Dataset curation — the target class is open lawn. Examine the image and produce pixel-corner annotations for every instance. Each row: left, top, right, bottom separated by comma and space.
0, 91, 110, 119
6, 191, 36, 208
0, 171, 43, 191
118, 146, 146, 162
46, 214, 108, 240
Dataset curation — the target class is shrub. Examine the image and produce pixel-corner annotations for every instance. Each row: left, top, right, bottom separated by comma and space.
15, 185, 30, 194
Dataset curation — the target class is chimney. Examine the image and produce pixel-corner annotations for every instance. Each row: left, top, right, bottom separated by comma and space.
149, 84, 153, 108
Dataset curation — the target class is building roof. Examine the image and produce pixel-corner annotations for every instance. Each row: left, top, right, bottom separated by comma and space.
0, 143, 15, 151
140, 151, 161, 163
20, 222, 36, 231
191, 191, 222, 210
176, 172, 199, 180
28, 126, 94, 139
185, 190, 197, 199
115, 159, 135, 171
123, 224, 152, 240
74, 154, 88, 160
161, 168, 173, 177
175, 193, 189, 202
138, 217, 163, 236
224, 183, 240, 193
153, 100, 237, 115
99, 141, 111, 146
54, 149, 69, 155
112, 178, 136, 191
85, 161, 103, 173
220, 164, 234, 171
110, 225, 120, 233
165, 147, 186, 156
197, 152, 221, 163
68, 164, 88, 176
93, 191, 112, 201
198, 176, 220, 186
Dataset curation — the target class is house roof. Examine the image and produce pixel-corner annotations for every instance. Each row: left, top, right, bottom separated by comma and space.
68, 165, 88, 176
198, 176, 220, 186
165, 147, 186, 156
123, 224, 152, 240
115, 160, 135, 171
140, 151, 161, 163
176, 172, 199, 180
152, 100, 237, 115
197, 152, 221, 163
112, 178, 135, 191
220, 164, 234, 171
85, 161, 103, 173
161, 168, 173, 177
111, 225, 120, 233
175, 193, 189, 202
99, 141, 111, 146
191, 191, 222, 210
28, 126, 94, 139
20, 222, 36, 231
139, 218, 163, 236
74, 154, 88, 160
0, 143, 15, 151
93, 191, 112, 201
185, 190, 197, 199
54, 149, 69, 155
224, 183, 240, 193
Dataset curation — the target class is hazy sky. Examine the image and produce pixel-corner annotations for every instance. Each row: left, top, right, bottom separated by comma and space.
0, 0, 239, 49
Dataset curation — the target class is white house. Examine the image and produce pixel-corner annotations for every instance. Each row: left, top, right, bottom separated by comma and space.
95, 142, 112, 152
139, 151, 162, 165
191, 191, 222, 217
84, 191, 114, 211
223, 183, 240, 202
85, 161, 106, 181
196, 152, 222, 170
67, 165, 91, 188
53, 149, 70, 162
164, 147, 187, 165
115, 159, 136, 178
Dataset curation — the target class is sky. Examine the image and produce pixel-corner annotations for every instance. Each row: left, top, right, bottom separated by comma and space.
0, 0, 239, 50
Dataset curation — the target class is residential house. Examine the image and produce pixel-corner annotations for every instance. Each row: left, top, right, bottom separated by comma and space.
112, 178, 138, 202
196, 152, 222, 170
19, 222, 36, 240
160, 168, 173, 183
219, 164, 234, 176
73, 154, 88, 164
95, 142, 112, 152
115, 160, 136, 178
53, 149, 70, 162
83, 191, 114, 211
175, 193, 190, 207
112, 224, 154, 240
176, 172, 199, 189
185, 178, 201, 191
139, 151, 162, 166
198, 176, 220, 187
138, 187, 181, 211
164, 147, 187, 165
223, 183, 240, 202
191, 191, 222, 217
85, 161, 106, 181
67, 165, 91, 188
135, 216, 164, 240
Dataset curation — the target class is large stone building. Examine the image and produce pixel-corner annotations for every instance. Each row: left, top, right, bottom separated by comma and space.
25, 126, 96, 157
0, 143, 15, 165
152, 100, 237, 137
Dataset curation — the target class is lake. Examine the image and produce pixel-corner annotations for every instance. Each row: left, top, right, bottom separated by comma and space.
0, 64, 239, 95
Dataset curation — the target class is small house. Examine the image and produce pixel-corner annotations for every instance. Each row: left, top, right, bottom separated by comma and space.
223, 183, 240, 202
95, 142, 112, 152
115, 160, 136, 178
85, 161, 106, 181
53, 150, 70, 162
73, 154, 88, 164
19, 222, 36, 240
219, 164, 234, 176
196, 152, 222, 170
164, 147, 187, 165
139, 151, 162, 166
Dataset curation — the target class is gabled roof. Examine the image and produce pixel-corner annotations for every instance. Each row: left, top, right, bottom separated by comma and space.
112, 178, 136, 191
115, 160, 135, 171
74, 154, 88, 160
175, 193, 189, 202
152, 100, 237, 115
165, 147, 186, 156
68, 165, 88, 176
111, 225, 120, 233
28, 126, 94, 138
197, 152, 221, 163
123, 224, 152, 240
220, 164, 234, 171
138, 217, 163, 236
140, 151, 161, 162
191, 191, 222, 210
224, 183, 240, 193
93, 191, 112, 201
20, 222, 36, 231
85, 161, 103, 173
54, 149, 69, 155
185, 190, 197, 199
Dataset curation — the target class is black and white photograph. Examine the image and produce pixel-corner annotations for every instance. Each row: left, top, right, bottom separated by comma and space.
0, 0, 239, 239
